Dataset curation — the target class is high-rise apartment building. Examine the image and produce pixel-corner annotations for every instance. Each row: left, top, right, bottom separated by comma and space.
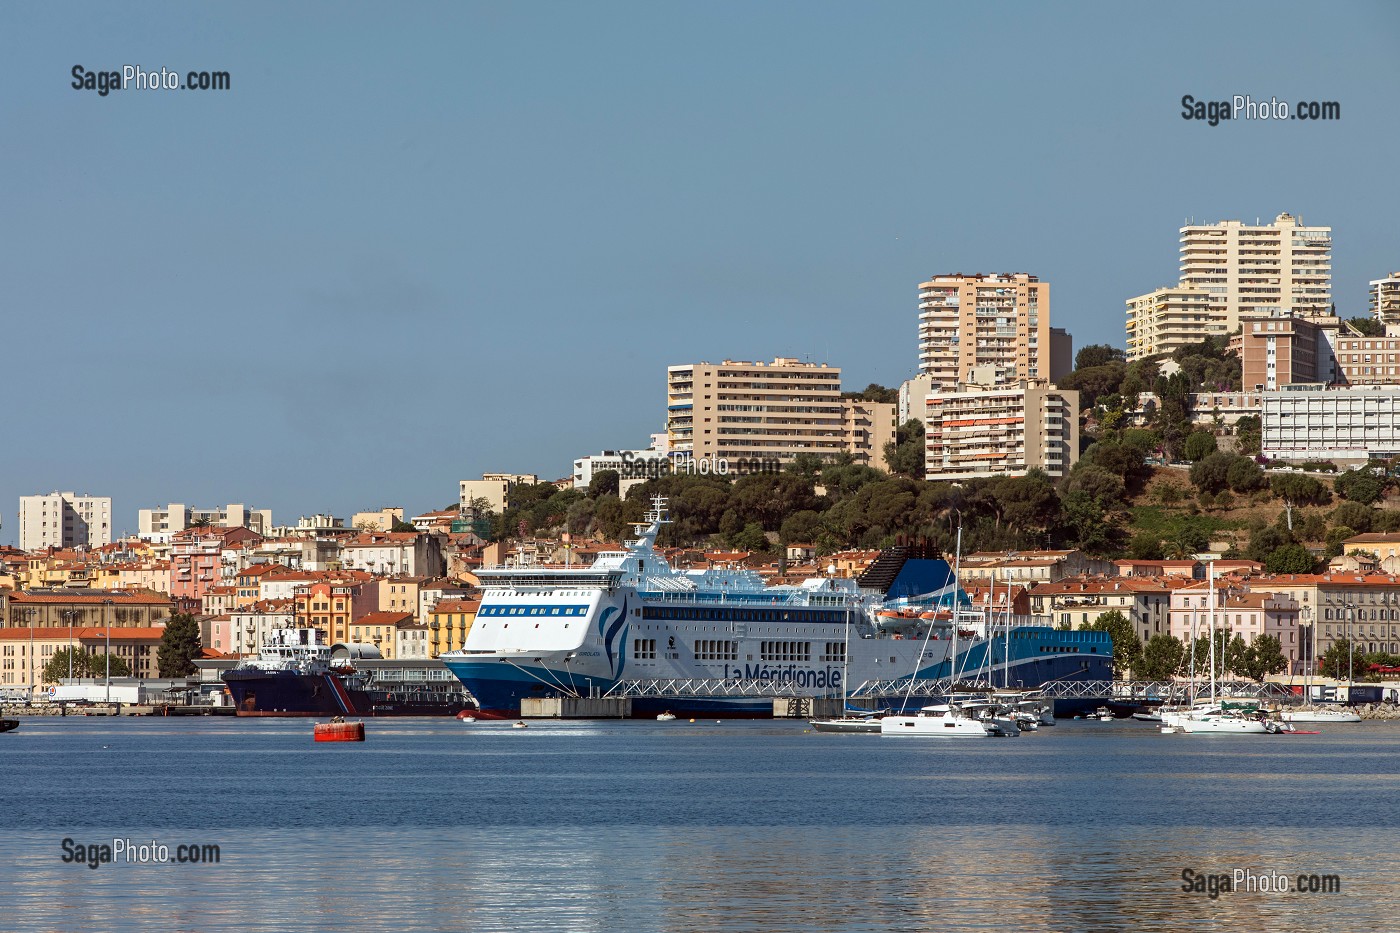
1177, 212, 1332, 327
666, 358, 895, 469
18, 492, 113, 551
921, 381, 1079, 481
1371, 272, 1400, 327
1125, 286, 1224, 361
917, 273, 1050, 390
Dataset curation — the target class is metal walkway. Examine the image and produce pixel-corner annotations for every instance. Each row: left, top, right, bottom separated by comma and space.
849, 678, 1296, 701
605, 677, 1297, 701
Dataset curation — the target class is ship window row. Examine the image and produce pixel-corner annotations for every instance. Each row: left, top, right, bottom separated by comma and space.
633, 638, 657, 660
694, 640, 738, 661
760, 641, 811, 662
478, 606, 588, 617
641, 607, 847, 623
821, 642, 846, 662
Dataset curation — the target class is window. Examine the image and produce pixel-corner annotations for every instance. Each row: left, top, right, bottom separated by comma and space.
694, 640, 738, 661
760, 641, 811, 662
821, 641, 846, 662
633, 639, 657, 660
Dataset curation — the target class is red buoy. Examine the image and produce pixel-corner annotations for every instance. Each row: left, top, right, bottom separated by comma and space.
314, 719, 365, 742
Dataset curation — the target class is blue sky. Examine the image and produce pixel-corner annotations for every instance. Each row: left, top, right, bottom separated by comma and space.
2, 1, 1398, 543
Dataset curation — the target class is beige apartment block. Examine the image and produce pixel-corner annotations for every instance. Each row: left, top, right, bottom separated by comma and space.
917, 273, 1050, 390
921, 381, 1079, 481
352, 507, 404, 532
458, 474, 539, 513
1371, 273, 1400, 328
18, 492, 113, 551
666, 358, 894, 468
1178, 212, 1332, 327
1125, 286, 1224, 361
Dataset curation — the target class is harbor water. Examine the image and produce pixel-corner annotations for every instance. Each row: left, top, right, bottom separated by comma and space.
3, 717, 1399, 932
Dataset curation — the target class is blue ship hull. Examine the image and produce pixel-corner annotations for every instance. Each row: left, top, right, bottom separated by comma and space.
443, 637, 1112, 719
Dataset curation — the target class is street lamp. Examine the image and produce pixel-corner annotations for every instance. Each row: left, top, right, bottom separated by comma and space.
60, 609, 79, 681
1346, 602, 1355, 690
20, 607, 38, 702
102, 598, 113, 705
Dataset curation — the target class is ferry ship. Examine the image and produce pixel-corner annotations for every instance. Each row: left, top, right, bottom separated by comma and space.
222, 627, 474, 717
441, 498, 1112, 718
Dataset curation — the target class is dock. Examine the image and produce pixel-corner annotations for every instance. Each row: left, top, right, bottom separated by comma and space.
521, 696, 632, 718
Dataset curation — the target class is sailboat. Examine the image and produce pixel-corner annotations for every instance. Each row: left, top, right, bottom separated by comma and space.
1173, 563, 1268, 735
1282, 619, 1361, 723
809, 570, 883, 734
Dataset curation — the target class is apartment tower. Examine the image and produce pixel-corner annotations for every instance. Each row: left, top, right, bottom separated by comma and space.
666, 358, 895, 469
917, 273, 1050, 391
1177, 212, 1332, 328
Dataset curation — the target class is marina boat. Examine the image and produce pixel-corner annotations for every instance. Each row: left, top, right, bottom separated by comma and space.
1131, 709, 1163, 723
810, 714, 883, 734
0, 718, 17, 734
1280, 707, 1362, 724
1177, 711, 1269, 734
223, 627, 475, 717
880, 704, 998, 737
656, 711, 677, 721
1092, 706, 1115, 721
441, 498, 1113, 719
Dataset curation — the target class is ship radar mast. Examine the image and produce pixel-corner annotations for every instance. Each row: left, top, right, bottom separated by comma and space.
628, 495, 671, 548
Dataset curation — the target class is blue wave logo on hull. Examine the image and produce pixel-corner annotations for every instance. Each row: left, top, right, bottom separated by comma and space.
599, 597, 629, 679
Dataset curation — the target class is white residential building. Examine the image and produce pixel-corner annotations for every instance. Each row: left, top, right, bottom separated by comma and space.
1372, 272, 1400, 328
1261, 384, 1400, 462
18, 492, 113, 551
921, 381, 1079, 481
137, 503, 273, 543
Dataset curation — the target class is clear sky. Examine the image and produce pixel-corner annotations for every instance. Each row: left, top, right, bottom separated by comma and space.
2, 1, 1398, 543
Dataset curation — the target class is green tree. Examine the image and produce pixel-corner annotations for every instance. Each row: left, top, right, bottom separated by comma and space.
1061, 361, 1127, 410
1138, 634, 1185, 680
1190, 451, 1235, 493
1237, 634, 1288, 682
1318, 638, 1360, 680
1183, 431, 1218, 462
1060, 490, 1116, 555
1065, 465, 1126, 510
157, 612, 203, 678
730, 522, 771, 553
883, 420, 925, 478
1226, 457, 1265, 493
389, 518, 417, 532
1264, 543, 1315, 574
778, 510, 824, 545
42, 647, 92, 682
1246, 526, 1292, 562
1127, 532, 1165, 560
1324, 525, 1356, 558
1331, 501, 1373, 535
1075, 344, 1126, 370
87, 654, 132, 678
1271, 473, 1331, 508
1085, 609, 1142, 677
1345, 317, 1385, 337
1334, 469, 1385, 505
587, 469, 620, 499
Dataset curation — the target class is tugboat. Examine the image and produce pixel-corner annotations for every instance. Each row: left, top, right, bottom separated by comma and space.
223, 627, 475, 717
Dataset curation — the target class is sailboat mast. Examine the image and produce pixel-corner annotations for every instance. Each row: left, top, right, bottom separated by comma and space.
1208, 561, 1217, 703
